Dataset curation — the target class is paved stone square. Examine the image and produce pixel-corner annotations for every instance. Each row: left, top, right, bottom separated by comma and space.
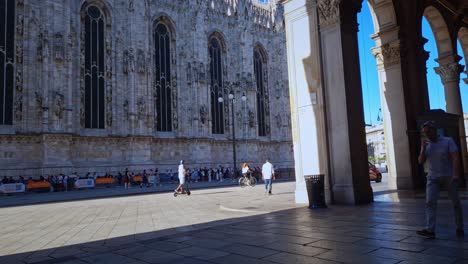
1, 182, 468, 264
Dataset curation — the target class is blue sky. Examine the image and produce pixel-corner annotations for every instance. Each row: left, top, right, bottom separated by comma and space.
358, 3, 467, 126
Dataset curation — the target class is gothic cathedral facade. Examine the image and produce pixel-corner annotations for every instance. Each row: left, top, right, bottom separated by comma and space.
0, 0, 293, 176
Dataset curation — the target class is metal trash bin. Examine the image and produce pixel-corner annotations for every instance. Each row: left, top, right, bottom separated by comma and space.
304, 174, 327, 208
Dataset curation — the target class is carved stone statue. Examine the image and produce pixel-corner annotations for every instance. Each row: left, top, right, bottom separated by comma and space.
199, 104, 207, 124
123, 100, 129, 120
137, 98, 146, 120
275, 114, 282, 129
34, 91, 43, 117
137, 49, 145, 74
37, 32, 44, 62
54, 32, 64, 61
123, 48, 135, 73
54, 92, 65, 119
248, 110, 255, 128
198, 62, 205, 82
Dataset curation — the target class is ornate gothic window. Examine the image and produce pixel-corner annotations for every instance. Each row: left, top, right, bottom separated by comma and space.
0, 0, 15, 125
209, 35, 225, 134
83, 5, 105, 129
154, 22, 172, 132
254, 47, 269, 136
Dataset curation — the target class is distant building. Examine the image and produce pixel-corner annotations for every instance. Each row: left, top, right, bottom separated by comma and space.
365, 124, 386, 166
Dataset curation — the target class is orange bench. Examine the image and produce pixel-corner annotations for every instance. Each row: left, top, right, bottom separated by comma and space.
26, 181, 51, 192
95, 178, 114, 185
133, 175, 142, 182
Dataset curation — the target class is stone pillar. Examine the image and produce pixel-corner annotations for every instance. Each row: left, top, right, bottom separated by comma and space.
283, 0, 329, 204
435, 58, 464, 114
371, 40, 413, 189
318, 0, 372, 204
435, 57, 467, 185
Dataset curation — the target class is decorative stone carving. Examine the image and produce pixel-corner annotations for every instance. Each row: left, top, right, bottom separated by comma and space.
53, 32, 64, 61
372, 42, 401, 68
106, 34, 112, 55
128, 0, 135, 12
137, 49, 145, 74
13, 95, 22, 121
53, 92, 65, 119
171, 76, 178, 129
16, 14, 24, 36
106, 84, 113, 127
199, 104, 207, 124
435, 63, 464, 84
15, 69, 23, 92
15, 43, 23, 64
79, 80, 85, 127
318, 0, 341, 27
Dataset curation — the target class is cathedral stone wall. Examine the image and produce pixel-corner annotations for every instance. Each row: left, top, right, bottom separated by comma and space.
0, 0, 293, 177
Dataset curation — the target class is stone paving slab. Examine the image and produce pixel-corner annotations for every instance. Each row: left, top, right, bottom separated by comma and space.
1, 182, 468, 263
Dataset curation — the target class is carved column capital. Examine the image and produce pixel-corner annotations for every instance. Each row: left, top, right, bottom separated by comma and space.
434, 63, 465, 84
372, 42, 401, 68
317, 0, 341, 27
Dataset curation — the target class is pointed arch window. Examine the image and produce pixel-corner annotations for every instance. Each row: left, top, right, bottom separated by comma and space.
83, 5, 105, 129
154, 22, 172, 132
210, 36, 224, 134
0, 0, 15, 125
254, 47, 268, 136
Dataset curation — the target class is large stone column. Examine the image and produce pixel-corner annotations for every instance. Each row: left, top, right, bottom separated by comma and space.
283, 0, 329, 204
372, 40, 413, 189
318, 0, 373, 204
435, 56, 467, 185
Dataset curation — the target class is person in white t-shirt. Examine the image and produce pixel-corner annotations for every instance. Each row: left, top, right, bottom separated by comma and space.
175, 160, 186, 193
262, 158, 274, 195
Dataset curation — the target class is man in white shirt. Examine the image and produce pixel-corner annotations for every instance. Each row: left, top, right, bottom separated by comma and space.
262, 158, 274, 195
175, 160, 186, 193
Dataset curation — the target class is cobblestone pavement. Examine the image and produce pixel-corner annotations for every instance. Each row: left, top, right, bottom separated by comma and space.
1, 182, 468, 264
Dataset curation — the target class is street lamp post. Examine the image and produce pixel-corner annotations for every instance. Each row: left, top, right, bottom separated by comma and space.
218, 90, 246, 177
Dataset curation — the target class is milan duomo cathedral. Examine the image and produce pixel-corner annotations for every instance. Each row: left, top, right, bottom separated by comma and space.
0, 0, 294, 176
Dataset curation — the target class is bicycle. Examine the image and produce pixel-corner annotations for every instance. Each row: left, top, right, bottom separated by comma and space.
238, 173, 257, 188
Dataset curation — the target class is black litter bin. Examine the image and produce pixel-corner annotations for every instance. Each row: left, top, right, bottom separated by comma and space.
304, 174, 327, 208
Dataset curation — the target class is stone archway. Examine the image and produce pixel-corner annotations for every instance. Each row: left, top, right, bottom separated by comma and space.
423, 6, 467, 183
424, 6, 454, 58
366, 0, 414, 189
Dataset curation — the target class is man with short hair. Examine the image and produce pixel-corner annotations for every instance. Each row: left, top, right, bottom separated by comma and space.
175, 160, 186, 193
417, 120, 464, 239
262, 158, 275, 195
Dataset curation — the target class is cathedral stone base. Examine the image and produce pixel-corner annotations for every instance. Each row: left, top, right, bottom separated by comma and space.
0, 134, 293, 177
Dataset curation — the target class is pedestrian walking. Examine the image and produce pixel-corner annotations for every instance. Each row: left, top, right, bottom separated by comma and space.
124, 169, 130, 190
262, 158, 275, 195
416, 121, 464, 238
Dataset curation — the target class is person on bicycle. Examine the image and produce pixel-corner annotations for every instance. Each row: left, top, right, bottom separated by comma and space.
242, 162, 251, 178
